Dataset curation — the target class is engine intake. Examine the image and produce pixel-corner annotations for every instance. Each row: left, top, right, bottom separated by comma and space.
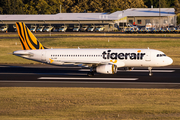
96, 64, 117, 74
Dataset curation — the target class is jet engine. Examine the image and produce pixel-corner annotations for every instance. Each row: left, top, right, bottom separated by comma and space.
96, 64, 117, 74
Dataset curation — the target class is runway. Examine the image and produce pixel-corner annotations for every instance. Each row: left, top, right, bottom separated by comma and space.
0, 64, 180, 88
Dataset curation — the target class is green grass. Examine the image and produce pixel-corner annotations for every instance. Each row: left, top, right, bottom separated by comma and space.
0, 88, 180, 120
2, 33, 180, 37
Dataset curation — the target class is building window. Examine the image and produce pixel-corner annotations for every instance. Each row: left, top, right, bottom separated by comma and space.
164, 19, 168, 24
145, 19, 150, 24
129, 20, 133, 24
154, 19, 158, 24
137, 20, 141, 24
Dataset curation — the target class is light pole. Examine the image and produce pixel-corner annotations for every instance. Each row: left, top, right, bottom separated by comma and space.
159, 0, 161, 28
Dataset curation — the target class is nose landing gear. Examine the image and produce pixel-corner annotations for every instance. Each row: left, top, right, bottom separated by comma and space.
148, 67, 153, 76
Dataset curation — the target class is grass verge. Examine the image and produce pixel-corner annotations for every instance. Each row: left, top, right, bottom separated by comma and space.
0, 88, 180, 120
2, 33, 180, 37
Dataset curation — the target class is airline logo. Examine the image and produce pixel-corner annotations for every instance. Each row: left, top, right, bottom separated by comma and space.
49, 58, 54, 63
110, 60, 117, 63
16, 22, 45, 50
102, 50, 145, 60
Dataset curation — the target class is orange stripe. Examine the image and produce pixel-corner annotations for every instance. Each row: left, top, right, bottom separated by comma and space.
23, 23, 36, 50
19, 23, 29, 50
28, 28, 38, 45
16, 23, 25, 50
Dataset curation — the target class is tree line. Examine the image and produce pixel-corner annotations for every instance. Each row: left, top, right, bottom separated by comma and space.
0, 0, 177, 14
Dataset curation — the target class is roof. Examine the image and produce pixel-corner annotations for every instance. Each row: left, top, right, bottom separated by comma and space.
0, 8, 175, 21
121, 8, 175, 17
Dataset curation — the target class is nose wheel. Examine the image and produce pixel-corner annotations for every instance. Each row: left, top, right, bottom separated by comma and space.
148, 67, 153, 76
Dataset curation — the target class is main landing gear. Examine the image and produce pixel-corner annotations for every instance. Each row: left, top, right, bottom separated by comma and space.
148, 67, 153, 76
87, 67, 95, 77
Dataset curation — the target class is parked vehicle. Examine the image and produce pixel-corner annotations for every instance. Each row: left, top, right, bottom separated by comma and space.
95, 26, 105, 32
36, 26, 45, 32
176, 27, 180, 33
43, 26, 54, 32
13, 24, 17, 32
59, 26, 67, 32
124, 24, 139, 33
30, 26, 37, 32
145, 28, 153, 33
168, 27, 176, 33
144, 23, 153, 33
80, 25, 88, 31
124, 27, 130, 33
53, 27, 59, 32
160, 28, 166, 33
73, 26, 80, 32
139, 27, 145, 33
87, 26, 95, 32
0, 26, 8, 32
130, 26, 139, 33
152, 28, 160, 33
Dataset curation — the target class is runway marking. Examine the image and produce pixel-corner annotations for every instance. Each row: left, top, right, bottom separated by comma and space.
38, 77, 138, 81
118, 70, 175, 72
79, 69, 175, 72
0, 73, 86, 75
1, 81, 180, 85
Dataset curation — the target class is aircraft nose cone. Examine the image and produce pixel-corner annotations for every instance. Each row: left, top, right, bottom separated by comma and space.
167, 57, 173, 65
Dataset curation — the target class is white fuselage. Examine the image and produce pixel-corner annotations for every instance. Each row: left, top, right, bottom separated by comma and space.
13, 48, 173, 67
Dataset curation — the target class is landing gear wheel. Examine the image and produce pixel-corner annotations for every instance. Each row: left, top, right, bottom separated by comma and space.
87, 72, 94, 77
149, 72, 153, 76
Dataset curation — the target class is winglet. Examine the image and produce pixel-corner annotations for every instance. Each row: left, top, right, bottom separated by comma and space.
15, 22, 46, 50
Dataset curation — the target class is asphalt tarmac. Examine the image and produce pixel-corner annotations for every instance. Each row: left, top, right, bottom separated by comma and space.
0, 64, 180, 88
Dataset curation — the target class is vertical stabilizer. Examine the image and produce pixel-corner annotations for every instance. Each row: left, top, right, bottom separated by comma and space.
16, 22, 46, 50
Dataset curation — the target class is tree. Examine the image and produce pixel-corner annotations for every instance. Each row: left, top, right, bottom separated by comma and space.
36, 0, 51, 14
0, 0, 148, 14
23, 1, 38, 14
174, 0, 180, 24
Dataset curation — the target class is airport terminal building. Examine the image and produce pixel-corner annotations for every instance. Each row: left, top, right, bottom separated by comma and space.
0, 8, 176, 32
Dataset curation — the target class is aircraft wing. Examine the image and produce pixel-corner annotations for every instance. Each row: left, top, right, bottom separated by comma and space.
60, 60, 108, 65
58, 60, 125, 67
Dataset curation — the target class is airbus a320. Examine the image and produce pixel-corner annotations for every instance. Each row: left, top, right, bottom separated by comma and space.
13, 22, 173, 76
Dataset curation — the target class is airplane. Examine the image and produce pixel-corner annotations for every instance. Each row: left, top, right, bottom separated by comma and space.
13, 22, 173, 76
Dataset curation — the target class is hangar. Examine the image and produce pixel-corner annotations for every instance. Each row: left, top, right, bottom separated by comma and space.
0, 8, 176, 32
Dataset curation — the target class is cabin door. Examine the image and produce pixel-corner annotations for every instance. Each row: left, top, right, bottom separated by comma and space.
145, 51, 151, 61
41, 51, 46, 62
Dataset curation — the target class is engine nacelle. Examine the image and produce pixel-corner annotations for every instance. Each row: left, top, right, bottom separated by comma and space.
96, 64, 117, 74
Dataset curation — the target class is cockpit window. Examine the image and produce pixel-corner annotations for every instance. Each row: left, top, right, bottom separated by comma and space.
157, 54, 166, 57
